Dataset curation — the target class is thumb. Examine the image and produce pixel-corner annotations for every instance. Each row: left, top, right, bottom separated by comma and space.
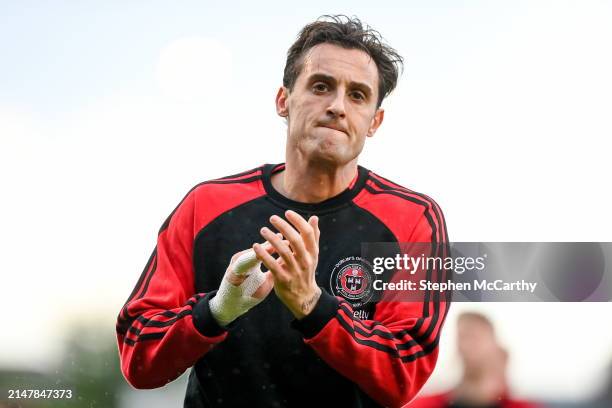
233, 249, 260, 275
251, 271, 274, 299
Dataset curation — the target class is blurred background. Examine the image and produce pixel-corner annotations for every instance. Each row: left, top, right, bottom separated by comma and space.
1, 1, 611, 407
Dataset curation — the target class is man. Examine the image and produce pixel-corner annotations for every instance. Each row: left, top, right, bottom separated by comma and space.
116, 15, 450, 408
408, 313, 540, 408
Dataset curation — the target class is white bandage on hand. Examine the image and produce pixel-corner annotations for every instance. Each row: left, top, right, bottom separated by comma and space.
209, 248, 270, 327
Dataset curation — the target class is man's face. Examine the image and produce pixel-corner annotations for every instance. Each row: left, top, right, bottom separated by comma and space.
457, 318, 501, 372
276, 43, 384, 166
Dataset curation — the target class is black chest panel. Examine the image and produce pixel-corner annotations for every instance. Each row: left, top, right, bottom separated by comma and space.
189, 196, 398, 407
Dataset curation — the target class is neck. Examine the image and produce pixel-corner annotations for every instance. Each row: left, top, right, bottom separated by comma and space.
271, 156, 358, 204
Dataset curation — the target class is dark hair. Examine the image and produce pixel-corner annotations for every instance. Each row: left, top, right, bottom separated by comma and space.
283, 15, 404, 108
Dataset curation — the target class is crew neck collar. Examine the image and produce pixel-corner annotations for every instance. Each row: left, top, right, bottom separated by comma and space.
262, 163, 369, 212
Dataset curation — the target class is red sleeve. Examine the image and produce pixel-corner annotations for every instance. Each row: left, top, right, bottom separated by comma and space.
406, 392, 451, 408
292, 199, 451, 407
504, 400, 545, 408
115, 188, 228, 389
407, 393, 543, 408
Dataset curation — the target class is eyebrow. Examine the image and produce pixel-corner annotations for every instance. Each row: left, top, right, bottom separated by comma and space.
307, 73, 374, 97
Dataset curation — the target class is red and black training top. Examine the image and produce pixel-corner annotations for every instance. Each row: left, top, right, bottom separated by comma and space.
116, 163, 450, 408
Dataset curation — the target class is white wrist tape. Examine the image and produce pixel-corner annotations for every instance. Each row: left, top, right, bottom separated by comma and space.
209, 249, 268, 327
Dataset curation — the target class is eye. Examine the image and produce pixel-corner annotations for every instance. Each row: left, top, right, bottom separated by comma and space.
312, 82, 329, 93
350, 90, 366, 101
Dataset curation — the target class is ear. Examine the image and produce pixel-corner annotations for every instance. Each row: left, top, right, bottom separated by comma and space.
366, 108, 384, 137
275, 86, 289, 117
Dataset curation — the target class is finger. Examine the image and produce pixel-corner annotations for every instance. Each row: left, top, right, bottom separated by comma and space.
261, 233, 285, 254
261, 225, 299, 270
256, 237, 291, 259
251, 233, 286, 258
257, 233, 291, 265
226, 248, 257, 285
230, 233, 276, 264
229, 233, 285, 280
270, 214, 309, 262
230, 248, 253, 264
264, 232, 286, 249
233, 250, 259, 274
308, 215, 320, 246
285, 210, 317, 254
253, 242, 289, 282
232, 234, 280, 274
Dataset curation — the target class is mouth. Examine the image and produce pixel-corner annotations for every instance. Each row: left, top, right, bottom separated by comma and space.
318, 124, 347, 135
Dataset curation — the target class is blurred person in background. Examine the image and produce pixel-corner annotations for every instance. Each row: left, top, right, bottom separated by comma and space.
408, 312, 540, 408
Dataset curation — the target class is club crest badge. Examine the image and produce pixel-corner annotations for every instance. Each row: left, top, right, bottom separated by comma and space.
330, 256, 375, 308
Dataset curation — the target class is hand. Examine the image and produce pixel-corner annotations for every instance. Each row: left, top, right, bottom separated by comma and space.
254, 210, 322, 320
208, 236, 280, 327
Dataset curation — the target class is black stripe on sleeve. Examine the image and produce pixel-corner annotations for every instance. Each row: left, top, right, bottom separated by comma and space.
347, 176, 449, 362
119, 295, 206, 344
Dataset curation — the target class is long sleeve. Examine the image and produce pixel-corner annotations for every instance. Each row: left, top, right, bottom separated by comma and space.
291, 208, 451, 408
115, 188, 228, 389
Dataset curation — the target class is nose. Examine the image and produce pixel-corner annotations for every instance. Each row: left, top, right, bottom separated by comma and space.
326, 90, 346, 119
